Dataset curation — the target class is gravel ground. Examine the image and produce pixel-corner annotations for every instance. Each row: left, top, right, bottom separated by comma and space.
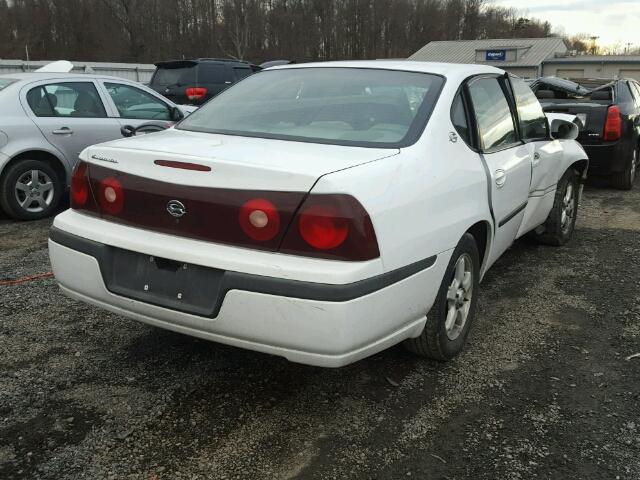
1, 182, 639, 480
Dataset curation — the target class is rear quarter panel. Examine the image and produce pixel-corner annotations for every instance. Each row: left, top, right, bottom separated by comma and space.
312, 90, 493, 274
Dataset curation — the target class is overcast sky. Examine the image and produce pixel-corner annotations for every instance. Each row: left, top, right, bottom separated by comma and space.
492, 0, 640, 49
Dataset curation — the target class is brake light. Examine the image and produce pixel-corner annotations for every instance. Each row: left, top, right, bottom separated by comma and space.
280, 194, 379, 261
239, 198, 281, 242
185, 87, 207, 101
70, 161, 89, 208
299, 205, 349, 250
604, 105, 622, 141
97, 177, 124, 215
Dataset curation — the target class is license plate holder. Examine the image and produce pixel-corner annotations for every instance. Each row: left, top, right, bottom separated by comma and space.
102, 247, 225, 317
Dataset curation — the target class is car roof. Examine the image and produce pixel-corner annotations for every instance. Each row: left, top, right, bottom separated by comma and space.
269, 60, 506, 77
0, 72, 140, 83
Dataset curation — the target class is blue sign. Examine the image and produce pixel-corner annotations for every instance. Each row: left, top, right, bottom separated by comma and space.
485, 50, 506, 61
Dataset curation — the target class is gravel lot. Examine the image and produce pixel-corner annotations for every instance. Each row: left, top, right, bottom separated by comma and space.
1, 182, 639, 480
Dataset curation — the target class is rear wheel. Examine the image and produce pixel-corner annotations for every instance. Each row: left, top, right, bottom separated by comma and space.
611, 147, 637, 190
531, 169, 579, 246
404, 233, 480, 361
0, 160, 63, 220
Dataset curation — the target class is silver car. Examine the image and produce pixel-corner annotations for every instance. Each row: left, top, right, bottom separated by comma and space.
0, 72, 188, 220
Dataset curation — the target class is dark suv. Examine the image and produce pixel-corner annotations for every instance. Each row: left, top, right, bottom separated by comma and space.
149, 59, 261, 105
532, 77, 640, 189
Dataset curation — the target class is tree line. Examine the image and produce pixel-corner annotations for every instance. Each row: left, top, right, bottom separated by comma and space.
0, 0, 557, 64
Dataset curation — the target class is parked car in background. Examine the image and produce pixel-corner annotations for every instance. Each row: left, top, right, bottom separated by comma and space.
49, 61, 588, 367
0, 72, 192, 220
532, 76, 640, 189
149, 58, 262, 105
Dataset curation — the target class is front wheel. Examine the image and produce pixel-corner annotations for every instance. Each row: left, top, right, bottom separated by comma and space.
404, 233, 480, 361
530, 169, 580, 246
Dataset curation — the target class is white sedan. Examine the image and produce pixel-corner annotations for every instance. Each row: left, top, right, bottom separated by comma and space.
48, 61, 588, 367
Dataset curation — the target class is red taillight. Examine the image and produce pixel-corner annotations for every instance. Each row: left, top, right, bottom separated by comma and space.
185, 87, 207, 101
70, 161, 89, 208
98, 177, 124, 215
239, 198, 281, 241
280, 194, 379, 261
604, 105, 622, 141
298, 205, 349, 250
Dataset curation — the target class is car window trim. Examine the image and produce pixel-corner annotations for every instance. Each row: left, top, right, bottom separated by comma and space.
26, 81, 108, 119
449, 84, 479, 151
465, 74, 523, 154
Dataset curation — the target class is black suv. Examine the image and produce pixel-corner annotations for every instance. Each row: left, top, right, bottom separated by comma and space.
149, 58, 261, 106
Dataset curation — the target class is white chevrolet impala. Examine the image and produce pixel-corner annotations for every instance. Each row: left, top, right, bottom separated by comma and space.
49, 61, 588, 367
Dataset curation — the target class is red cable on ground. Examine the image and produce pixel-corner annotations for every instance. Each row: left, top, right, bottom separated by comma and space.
0, 271, 54, 286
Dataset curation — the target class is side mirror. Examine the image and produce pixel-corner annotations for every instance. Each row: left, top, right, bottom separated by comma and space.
120, 125, 136, 138
170, 106, 184, 122
550, 118, 579, 141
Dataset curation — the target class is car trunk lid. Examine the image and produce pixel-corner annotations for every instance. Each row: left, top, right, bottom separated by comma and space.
84, 128, 399, 192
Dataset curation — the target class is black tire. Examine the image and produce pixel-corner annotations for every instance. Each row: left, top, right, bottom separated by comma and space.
0, 159, 63, 220
610, 147, 637, 190
403, 233, 480, 361
531, 169, 579, 246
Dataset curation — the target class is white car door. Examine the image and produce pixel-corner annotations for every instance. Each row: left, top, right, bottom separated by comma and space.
98, 81, 178, 130
466, 75, 532, 268
23, 80, 122, 166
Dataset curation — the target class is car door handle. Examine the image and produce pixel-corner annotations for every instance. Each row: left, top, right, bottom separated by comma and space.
52, 127, 73, 135
495, 169, 507, 188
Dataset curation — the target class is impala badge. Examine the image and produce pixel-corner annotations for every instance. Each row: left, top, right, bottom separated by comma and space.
167, 200, 186, 218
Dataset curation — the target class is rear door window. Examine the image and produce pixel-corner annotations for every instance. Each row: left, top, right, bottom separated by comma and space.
510, 76, 549, 141
467, 77, 518, 152
26, 82, 106, 118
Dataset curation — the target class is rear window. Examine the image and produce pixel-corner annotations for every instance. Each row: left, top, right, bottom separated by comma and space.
0, 78, 18, 92
152, 65, 196, 86
177, 67, 444, 148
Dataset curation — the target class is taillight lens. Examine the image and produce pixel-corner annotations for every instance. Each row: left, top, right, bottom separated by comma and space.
280, 194, 379, 261
70, 161, 89, 208
239, 198, 281, 242
97, 177, 124, 215
298, 205, 349, 250
185, 87, 208, 101
604, 105, 622, 141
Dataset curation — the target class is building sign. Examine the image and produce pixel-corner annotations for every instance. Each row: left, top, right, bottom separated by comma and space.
485, 50, 506, 61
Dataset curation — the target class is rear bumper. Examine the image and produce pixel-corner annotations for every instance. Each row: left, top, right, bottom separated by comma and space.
582, 142, 626, 175
49, 229, 448, 367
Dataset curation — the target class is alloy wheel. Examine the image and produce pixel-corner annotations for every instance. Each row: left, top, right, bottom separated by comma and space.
14, 169, 55, 213
560, 182, 575, 235
445, 253, 474, 341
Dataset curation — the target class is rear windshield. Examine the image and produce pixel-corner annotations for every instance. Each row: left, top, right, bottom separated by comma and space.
0, 78, 18, 92
151, 66, 196, 86
177, 67, 444, 148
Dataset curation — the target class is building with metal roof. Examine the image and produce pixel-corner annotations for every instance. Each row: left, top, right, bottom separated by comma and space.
409, 37, 569, 78
542, 55, 640, 81
409, 38, 640, 81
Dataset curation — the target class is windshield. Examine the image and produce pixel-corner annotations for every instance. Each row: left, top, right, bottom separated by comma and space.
152, 66, 196, 86
177, 67, 444, 147
0, 78, 18, 92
